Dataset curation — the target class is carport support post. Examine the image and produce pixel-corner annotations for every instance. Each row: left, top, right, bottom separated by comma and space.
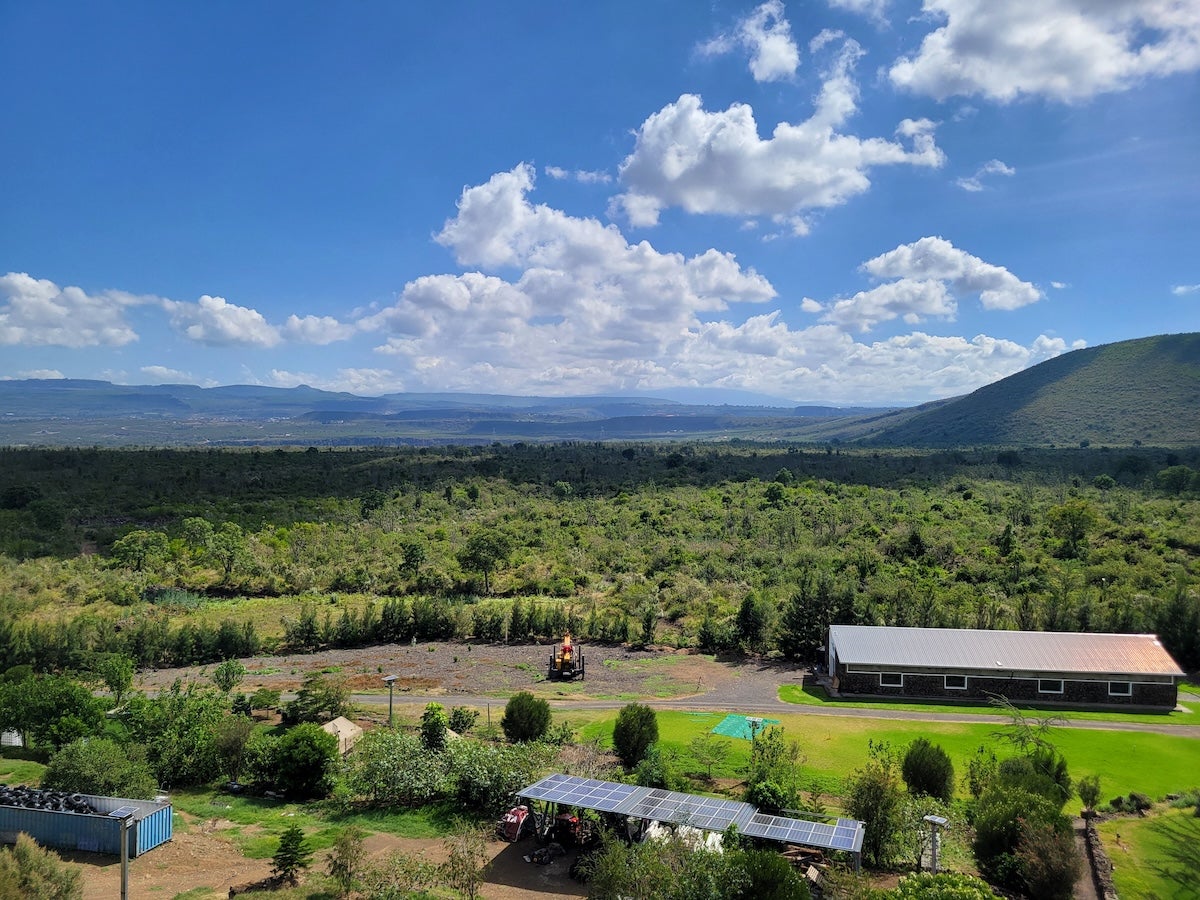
112, 808, 135, 900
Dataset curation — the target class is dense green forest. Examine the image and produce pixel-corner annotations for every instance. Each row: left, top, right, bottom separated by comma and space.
1, 442, 1198, 674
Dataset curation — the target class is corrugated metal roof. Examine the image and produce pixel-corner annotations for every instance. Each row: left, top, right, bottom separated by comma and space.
829, 625, 1185, 676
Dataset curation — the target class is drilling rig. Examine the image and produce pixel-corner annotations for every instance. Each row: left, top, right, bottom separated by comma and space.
547, 632, 585, 680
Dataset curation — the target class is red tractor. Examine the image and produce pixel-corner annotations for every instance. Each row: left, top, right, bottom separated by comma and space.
548, 633, 585, 681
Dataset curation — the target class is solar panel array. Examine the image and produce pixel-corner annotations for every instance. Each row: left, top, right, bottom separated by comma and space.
517, 774, 864, 854
742, 812, 863, 853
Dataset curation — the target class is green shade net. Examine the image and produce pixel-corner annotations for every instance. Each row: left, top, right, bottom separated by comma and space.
711, 714, 780, 740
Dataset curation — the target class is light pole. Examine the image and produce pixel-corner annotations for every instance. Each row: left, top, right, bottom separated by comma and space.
110, 806, 137, 900
383, 674, 398, 727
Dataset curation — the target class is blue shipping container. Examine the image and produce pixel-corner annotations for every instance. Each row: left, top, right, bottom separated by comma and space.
0, 793, 172, 857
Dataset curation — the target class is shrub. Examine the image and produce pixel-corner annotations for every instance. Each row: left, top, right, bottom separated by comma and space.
1127, 791, 1152, 811
846, 741, 904, 868
42, 738, 158, 799
1077, 774, 1101, 811
612, 702, 659, 769
421, 703, 449, 750
901, 737, 955, 802
728, 848, 811, 900
894, 872, 997, 898
273, 722, 338, 799
449, 706, 480, 734
973, 786, 1070, 890
0, 833, 82, 899
1016, 818, 1081, 899
500, 691, 550, 742
344, 729, 448, 807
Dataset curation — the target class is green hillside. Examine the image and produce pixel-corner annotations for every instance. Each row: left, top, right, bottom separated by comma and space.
872, 333, 1200, 447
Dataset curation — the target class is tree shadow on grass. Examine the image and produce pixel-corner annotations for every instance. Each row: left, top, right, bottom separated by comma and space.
1145, 813, 1200, 900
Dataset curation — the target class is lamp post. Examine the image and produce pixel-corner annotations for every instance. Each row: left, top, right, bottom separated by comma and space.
109, 806, 138, 900
923, 814, 949, 874
383, 674, 398, 727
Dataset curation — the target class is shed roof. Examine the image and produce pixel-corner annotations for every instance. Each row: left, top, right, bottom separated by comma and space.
829, 625, 1184, 677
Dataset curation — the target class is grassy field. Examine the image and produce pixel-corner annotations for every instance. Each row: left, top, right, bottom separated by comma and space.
778, 683, 1200, 726
0, 748, 46, 786
170, 789, 464, 858
1096, 808, 1200, 899
580, 710, 1200, 801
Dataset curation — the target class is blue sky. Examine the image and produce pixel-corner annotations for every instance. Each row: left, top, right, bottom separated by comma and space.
2, 0, 1198, 405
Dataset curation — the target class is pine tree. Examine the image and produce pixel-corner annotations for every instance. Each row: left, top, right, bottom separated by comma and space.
272, 823, 312, 884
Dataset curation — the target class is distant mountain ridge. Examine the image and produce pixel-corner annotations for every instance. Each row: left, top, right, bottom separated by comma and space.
1, 333, 1194, 447
867, 333, 1200, 447
0, 378, 885, 446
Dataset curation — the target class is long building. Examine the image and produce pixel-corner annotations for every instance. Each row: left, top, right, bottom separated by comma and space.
827, 625, 1184, 709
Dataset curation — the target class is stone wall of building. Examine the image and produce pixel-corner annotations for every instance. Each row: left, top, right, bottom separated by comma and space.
836, 666, 1177, 708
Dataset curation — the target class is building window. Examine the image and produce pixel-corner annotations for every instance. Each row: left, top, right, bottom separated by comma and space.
944, 674, 968, 690
1038, 679, 1064, 694
1109, 681, 1132, 697
879, 672, 903, 688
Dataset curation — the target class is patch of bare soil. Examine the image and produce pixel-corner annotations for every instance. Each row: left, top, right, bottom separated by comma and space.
69, 825, 589, 899
134, 641, 802, 709
70, 829, 274, 899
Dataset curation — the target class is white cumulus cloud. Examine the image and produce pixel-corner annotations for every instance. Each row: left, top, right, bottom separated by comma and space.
827, 0, 890, 25
699, 1, 801, 82
613, 38, 944, 227
955, 158, 1015, 192
890, 0, 1200, 102
164, 294, 281, 347
1171, 283, 1200, 296
356, 169, 1071, 403
140, 365, 193, 382
809, 236, 1042, 331
0, 272, 144, 347
283, 314, 358, 344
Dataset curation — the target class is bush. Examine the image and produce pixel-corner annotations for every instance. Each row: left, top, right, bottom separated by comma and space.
273, 723, 339, 799
343, 729, 448, 807
1077, 774, 1101, 811
973, 786, 1070, 890
421, 703, 449, 750
0, 833, 82, 899
901, 737, 955, 802
894, 872, 997, 898
1016, 818, 1081, 899
42, 738, 158, 799
846, 742, 904, 868
612, 702, 658, 769
728, 848, 811, 900
1127, 791, 1153, 811
500, 691, 551, 742
449, 706, 480, 734
446, 740, 552, 816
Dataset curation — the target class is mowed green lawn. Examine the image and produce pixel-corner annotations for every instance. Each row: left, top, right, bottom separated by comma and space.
779, 683, 1200, 726
580, 710, 1200, 802
1096, 809, 1200, 900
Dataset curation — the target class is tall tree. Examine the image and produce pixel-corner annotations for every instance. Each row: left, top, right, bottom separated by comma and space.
457, 529, 513, 594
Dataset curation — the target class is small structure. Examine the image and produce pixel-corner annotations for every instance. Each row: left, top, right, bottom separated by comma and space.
0, 791, 172, 858
321, 716, 364, 756
827, 625, 1184, 708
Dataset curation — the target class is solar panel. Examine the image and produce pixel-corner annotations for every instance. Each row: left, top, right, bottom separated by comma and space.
742, 811, 864, 853
518, 774, 640, 813
516, 774, 863, 852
